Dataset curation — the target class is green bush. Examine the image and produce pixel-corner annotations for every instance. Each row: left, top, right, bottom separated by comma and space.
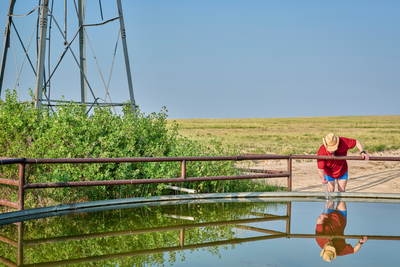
0, 90, 273, 209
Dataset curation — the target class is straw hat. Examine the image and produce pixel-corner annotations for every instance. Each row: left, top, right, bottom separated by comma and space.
320, 241, 337, 262
323, 134, 339, 152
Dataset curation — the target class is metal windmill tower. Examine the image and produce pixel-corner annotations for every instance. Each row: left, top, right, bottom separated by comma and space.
0, 0, 136, 112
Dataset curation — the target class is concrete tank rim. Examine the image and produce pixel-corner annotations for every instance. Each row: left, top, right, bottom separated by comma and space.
1, 191, 400, 224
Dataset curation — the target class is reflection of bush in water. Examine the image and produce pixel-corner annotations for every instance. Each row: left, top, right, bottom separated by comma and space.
0, 202, 284, 266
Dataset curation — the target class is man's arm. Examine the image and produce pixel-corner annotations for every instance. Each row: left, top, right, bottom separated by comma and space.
355, 140, 370, 161
319, 169, 328, 184
354, 236, 368, 253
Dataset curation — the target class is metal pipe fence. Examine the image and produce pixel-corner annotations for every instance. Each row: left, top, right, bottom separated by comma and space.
0, 154, 400, 211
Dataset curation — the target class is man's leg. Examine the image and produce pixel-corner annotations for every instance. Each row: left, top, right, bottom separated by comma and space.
336, 201, 347, 212
335, 201, 348, 219
327, 180, 335, 192
336, 172, 349, 192
324, 174, 336, 192
337, 179, 347, 192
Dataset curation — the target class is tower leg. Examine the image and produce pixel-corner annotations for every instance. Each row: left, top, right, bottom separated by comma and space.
35, 0, 50, 109
0, 0, 16, 95
78, 0, 87, 103
117, 0, 136, 112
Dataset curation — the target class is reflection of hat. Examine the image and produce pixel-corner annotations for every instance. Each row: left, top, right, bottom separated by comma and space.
320, 241, 337, 262
323, 134, 339, 152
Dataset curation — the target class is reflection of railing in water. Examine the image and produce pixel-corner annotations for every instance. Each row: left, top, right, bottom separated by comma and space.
22, 216, 290, 246
0, 222, 22, 267
290, 234, 400, 241
1, 154, 400, 211
0, 202, 399, 267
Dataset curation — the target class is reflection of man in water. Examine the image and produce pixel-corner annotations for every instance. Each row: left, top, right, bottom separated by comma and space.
315, 201, 368, 262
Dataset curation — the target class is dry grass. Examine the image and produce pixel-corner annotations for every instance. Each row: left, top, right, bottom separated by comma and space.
167, 116, 400, 154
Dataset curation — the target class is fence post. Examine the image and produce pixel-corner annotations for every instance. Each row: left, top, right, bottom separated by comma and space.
17, 222, 23, 266
286, 202, 291, 237
287, 156, 292, 192
181, 160, 186, 179
18, 161, 25, 211
180, 228, 185, 247
179, 160, 186, 194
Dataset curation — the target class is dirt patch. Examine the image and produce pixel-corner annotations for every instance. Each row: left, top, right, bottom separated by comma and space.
247, 150, 400, 193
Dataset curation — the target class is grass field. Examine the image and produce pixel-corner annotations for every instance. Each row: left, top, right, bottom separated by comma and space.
167, 116, 400, 155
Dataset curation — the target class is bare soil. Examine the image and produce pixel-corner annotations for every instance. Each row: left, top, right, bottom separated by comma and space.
249, 150, 400, 193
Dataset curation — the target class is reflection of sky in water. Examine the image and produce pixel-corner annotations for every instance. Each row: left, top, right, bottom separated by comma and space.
168, 202, 400, 267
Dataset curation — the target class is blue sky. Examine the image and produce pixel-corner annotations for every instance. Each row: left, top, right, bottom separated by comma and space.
0, 0, 399, 119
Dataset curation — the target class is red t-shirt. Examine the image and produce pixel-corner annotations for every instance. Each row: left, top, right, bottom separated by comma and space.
315, 211, 354, 256
317, 137, 356, 178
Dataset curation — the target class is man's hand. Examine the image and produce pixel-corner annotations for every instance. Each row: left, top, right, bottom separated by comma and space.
321, 177, 328, 184
356, 140, 370, 161
359, 236, 368, 243
317, 213, 328, 224
362, 153, 370, 161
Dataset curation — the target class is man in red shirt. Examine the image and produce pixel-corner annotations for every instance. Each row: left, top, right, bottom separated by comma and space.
318, 133, 369, 192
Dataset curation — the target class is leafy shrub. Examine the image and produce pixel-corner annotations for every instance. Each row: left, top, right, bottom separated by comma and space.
0, 90, 271, 209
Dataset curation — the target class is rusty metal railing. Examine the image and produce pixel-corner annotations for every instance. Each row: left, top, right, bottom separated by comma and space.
1, 154, 400, 211
0, 155, 291, 211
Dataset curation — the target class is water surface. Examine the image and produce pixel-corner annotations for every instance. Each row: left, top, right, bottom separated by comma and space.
0, 200, 399, 266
